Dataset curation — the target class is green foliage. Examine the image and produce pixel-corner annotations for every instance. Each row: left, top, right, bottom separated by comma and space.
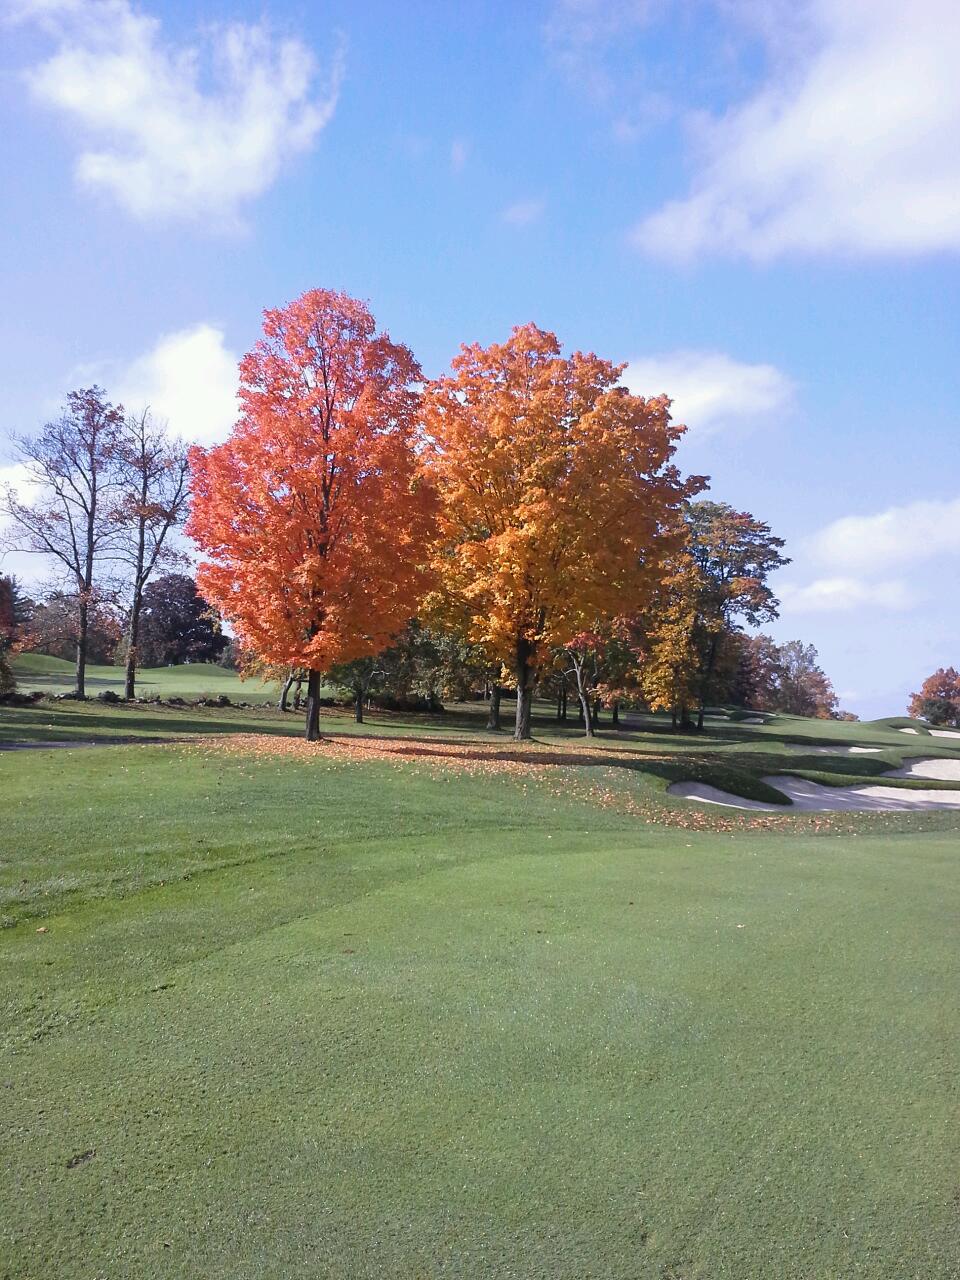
137, 573, 228, 666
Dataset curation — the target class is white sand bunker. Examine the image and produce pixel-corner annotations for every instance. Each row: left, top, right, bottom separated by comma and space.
899, 727, 921, 734
801, 745, 882, 755
930, 728, 960, 739
669, 774, 960, 812
885, 757, 960, 781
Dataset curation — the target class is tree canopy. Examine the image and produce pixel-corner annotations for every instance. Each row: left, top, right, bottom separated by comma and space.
424, 323, 701, 739
187, 288, 436, 738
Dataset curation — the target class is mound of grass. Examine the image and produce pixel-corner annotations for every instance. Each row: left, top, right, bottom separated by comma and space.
867, 715, 931, 732
11, 652, 280, 702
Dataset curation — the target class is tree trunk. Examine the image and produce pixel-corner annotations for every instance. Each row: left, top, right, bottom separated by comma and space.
75, 597, 88, 698
697, 633, 720, 731
355, 688, 364, 723
123, 597, 141, 700
569, 658, 595, 739
279, 672, 295, 712
592, 698, 602, 729
487, 684, 503, 731
305, 670, 323, 741
577, 689, 594, 737
514, 641, 534, 741
124, 492, 148, 700
612, 701, 620, 728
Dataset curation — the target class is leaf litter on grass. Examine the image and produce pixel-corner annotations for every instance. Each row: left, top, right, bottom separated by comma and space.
179, 732, 960, 838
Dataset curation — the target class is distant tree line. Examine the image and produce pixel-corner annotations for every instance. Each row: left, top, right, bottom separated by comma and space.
0, 572, 229, 683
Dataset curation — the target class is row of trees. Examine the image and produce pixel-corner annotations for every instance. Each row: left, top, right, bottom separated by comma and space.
186, 287, 804, 740
4, 288, 847, 735
0, 572, 228, 679
1, 391, 189, 698
187, 290, 707, 739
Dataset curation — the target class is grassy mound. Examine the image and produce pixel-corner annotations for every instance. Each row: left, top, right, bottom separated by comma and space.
867, 715, 931, 732
11, 652, 279, 701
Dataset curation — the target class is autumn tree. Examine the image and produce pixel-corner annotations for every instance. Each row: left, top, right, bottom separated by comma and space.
556, 619, 643, 736
730, 632, 783, 710
908, 667, 960, 726
28, 589, 122, 664
114, 409, 190, 698
0, 575, 29, 694
188, 289, 435, 740
424, 324, 699, 740
640, 554, 703, 728
685, 501, 789, 730
1, 388, 124, 696
773, 639, 838, 718
593, 616, 646, 727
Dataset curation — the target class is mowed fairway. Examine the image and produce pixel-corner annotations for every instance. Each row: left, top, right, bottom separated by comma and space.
10, 653, 281, 702
2, 717, 959, 1278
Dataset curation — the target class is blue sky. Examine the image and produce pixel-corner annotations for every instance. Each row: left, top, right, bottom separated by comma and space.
1, 0, 958, 717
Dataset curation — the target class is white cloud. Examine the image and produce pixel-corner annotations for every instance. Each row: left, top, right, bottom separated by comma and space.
624, 350, 794, 433
0, 462, 39, 504
113, 325, 240, 445
502, 199, 545, 227
16, 0, 343, 226
632, 0, 960, 260
0, 463, 50, 585
778, 576, 915, 613
811, 497, 960, 573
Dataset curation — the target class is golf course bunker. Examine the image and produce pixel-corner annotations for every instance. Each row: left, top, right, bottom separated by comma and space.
930, 728, 960, 739
801, 745, 882, 755
669, 774, 960, 811
885, 757, 960, 781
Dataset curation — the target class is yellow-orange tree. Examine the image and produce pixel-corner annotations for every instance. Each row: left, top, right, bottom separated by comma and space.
424, 323, 701, 740
188, 289, 435, 740
640, 554, 704, 728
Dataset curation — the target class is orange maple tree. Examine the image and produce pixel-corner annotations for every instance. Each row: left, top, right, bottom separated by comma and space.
908, 666, 960, 726
187, 289, 435, 739
423, 323, 701, 739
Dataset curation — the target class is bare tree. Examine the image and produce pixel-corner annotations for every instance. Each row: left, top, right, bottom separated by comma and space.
113, 409, 190, 698
1, 388, 123, 697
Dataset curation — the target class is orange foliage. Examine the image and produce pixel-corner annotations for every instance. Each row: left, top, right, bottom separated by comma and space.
187, 289, 435, 682
423, 323, 701, 737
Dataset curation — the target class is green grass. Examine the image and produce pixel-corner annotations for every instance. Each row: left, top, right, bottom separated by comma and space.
2, 704, 960, 1277
11, 651, 280, 701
